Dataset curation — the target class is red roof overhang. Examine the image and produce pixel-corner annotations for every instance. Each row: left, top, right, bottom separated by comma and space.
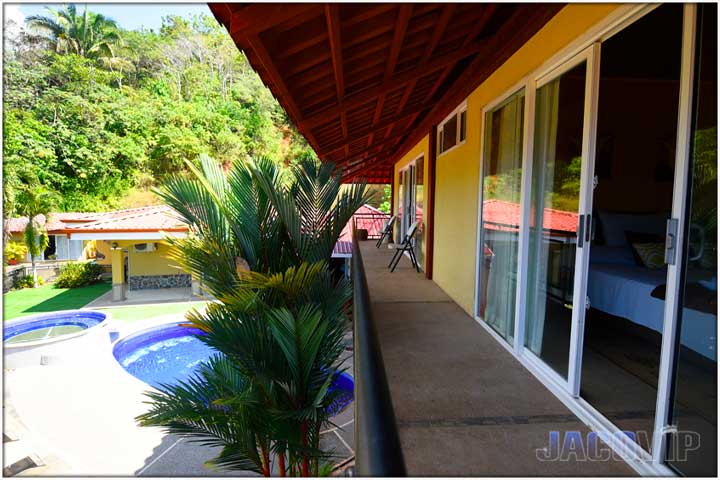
209, 3, 562, 183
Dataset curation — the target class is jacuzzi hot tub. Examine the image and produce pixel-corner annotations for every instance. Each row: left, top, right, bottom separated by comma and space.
113, 322, 354, 415
4, 310, 111, 368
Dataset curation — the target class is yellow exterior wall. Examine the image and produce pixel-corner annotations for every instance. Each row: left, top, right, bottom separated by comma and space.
126, 241, 184, 277
393, 136, 430, 269
94, 240, 112, 266
110, 247, 125, 285
396, 4, 622, 314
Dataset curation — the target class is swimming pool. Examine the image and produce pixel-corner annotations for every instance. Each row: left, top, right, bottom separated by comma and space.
4, 310, 108, 345
4, 310, 110, 368
113, 323, 354, 414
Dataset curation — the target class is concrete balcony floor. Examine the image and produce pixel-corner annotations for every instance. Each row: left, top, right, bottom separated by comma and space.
359, 241, 635, 476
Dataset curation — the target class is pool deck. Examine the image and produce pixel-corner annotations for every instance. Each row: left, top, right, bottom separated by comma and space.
358, 241, 635, 476
84, 286, 208, 308
4, 311, 355, 476
4, 314, 236, 476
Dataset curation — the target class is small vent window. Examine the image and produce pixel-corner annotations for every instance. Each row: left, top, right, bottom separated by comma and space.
437, 101, 468, 156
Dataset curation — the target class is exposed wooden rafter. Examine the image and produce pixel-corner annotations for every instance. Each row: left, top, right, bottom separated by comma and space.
210, 3, 562, 183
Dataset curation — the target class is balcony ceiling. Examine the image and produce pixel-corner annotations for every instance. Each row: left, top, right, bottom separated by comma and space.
209, 3, 562, 183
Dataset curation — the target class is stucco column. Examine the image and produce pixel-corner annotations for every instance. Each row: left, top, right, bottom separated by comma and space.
111, 247, 125, 301
191, 275, 201, 296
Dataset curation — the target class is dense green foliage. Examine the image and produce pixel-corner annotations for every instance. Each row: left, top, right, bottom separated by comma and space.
3, 7, 312, 215
14, 274, 45, 290
137, 156, 369, 475
16, 186, 57, 287
55, 261, 105, 288
4, 241, 27, 264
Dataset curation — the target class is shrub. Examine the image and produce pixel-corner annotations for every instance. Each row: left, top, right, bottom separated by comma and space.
14, 274, 43, 289
55, 261, 104, 288
4, 241, 27, 264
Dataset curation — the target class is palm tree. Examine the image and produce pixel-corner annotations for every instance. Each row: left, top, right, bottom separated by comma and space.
16, 187, 57, 287
26, 5, 121, 59
137, 155, 369, 475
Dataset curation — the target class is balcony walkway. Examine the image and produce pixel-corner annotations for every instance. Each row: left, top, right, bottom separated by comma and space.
359, 241, 634, 476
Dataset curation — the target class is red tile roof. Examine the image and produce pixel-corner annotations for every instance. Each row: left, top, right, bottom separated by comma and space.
482, 199, 578, 234
4, 207, 171, 234
64, 206, 187, 233
6, 205, 387, 259
339, 204, 390, 241
5, 212, 89, 234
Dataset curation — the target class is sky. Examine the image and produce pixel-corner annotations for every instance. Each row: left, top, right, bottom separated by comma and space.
7, 3, 211, 32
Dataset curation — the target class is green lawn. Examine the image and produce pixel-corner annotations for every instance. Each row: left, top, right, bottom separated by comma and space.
3, 282, 111, 321
96, 301, 207, 325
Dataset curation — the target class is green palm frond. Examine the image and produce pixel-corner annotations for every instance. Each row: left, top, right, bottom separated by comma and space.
26, 5, 121, 59
145, 154, 366, 474
136, 354, 265, 474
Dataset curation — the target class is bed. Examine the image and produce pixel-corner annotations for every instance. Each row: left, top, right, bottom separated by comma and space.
587, 261, 717, 361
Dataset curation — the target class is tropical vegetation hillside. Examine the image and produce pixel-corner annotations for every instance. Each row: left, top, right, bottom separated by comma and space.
3, 6, 314, 215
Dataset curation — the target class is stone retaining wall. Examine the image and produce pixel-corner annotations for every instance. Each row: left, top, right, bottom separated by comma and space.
128, 274, 191, 290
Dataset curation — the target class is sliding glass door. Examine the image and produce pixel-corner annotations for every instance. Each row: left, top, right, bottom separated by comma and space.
524, 48, 597, 385
665, 4, 717, 476
399, 160, 420, 249
474, 3, 716, 474
403, 164, 414, 238
477, 90, 525, 343
414, 156, 425, 268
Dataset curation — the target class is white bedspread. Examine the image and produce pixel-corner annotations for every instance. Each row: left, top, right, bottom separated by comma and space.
588, 264, 716, 361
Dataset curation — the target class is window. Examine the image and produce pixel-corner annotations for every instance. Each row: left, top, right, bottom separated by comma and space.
437, 101, 467, 155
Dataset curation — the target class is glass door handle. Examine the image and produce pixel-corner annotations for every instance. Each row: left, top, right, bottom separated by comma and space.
585, 214, 592, 243
665, 218, 678, 265
577, 214, 585, 248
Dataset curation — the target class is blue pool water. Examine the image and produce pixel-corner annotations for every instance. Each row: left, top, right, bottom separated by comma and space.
113, 323, 354, 414
4, 310, 106, 343
113, 324, 215, 388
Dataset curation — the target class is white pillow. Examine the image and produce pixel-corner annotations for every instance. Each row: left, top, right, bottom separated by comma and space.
597, 210, 667, 247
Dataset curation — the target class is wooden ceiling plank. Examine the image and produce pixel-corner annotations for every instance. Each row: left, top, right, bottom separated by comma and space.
322, 109, 418, 152
276, 32, 328, 60
300, 40, 488, 129
387, 5, 562, 165
461, 4, 498, 49
228, 4, 319, 36
343, 4, 396, 28
325, 4, 344, 102
420, 4, 456, 66
367, 93, 386, 147
328, 129, 402, 157
384, 4, 413, 82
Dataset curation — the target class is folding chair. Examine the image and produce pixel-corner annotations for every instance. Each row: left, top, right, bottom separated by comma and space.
375, 215, 397, 248
388, 220, 420, 273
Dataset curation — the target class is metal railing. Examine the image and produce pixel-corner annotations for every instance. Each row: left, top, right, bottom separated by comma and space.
352, 227, 406, 476
352, 212, 390, 239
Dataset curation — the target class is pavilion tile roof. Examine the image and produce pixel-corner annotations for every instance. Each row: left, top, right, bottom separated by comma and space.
4, 206, 187, 235
63, 206, 188, 233
482, 199, 578, 234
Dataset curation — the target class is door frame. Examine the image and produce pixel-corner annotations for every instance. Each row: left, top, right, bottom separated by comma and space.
516, 43, 601, 393
471, 3, 700, 476
473, 84, 526, 342
399, 154, 423, 240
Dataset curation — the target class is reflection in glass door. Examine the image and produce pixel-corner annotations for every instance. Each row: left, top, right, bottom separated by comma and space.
525, 57, 591, 381
579, 4, 684, 454
667, 4, 717, 476
478, 91, 525, 343
414, 157, 425, 268
397, 170, 405, 243
401, 164, 416, 238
